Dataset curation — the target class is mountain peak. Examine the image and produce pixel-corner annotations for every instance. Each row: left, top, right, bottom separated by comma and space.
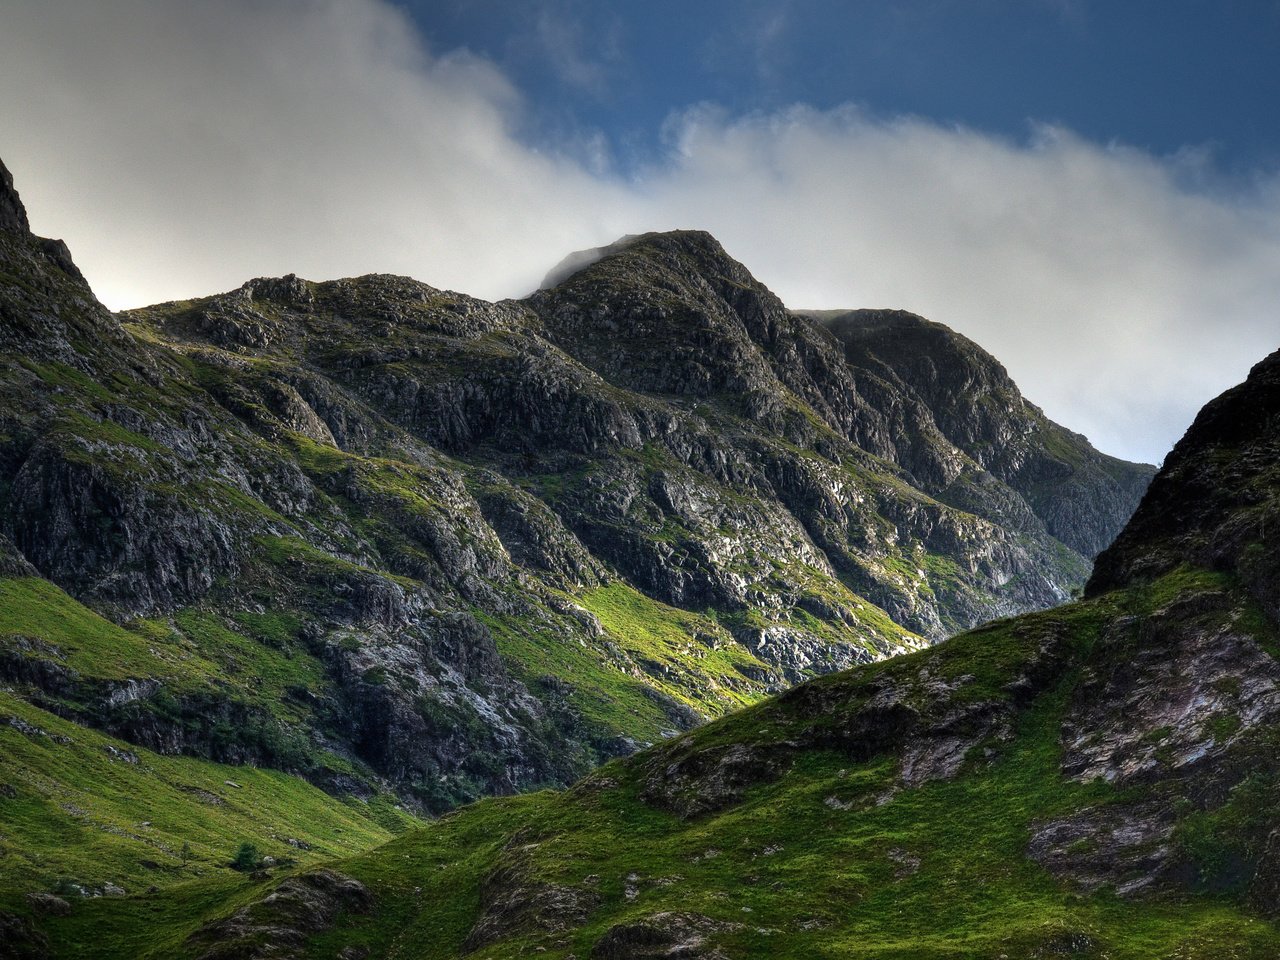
1087, 345, 1280, 611
625, 228, 725, 252
538, 229, 729, 290
239, 272, 315, 307
0, 156, 31, 233
607, 229, 736, 273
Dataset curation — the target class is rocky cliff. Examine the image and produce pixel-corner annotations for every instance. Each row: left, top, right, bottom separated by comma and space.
0, 158, 30, 233
0, 160, 1151, 819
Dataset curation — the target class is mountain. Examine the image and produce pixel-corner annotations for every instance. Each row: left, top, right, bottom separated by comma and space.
0, 156, 1152, 824
38, 348, 1271, 959
0, 154, 1179, 956
810, 308, 1155, 559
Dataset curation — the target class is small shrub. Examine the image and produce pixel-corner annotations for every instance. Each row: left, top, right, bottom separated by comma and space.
230, 841, 261, 872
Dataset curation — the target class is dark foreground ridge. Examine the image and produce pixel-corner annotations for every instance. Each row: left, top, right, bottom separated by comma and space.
1089, 347, 1280, 608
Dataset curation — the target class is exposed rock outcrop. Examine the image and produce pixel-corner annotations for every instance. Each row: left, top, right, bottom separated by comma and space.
0, 157, 30, 234
464, 834, 599, 952
186, 870, 371, 959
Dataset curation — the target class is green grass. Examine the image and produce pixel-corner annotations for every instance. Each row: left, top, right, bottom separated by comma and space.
578, 582, 768, 713
254, 534, 419, 591
18, 360, 114, 402
0, 576, 327, 723
167, 610, 326, 726
0, 577, 356, 779
0, 578, 177, 682
476, 606, 667, 735
0, 691, 416, 901
477, 580, 770, 744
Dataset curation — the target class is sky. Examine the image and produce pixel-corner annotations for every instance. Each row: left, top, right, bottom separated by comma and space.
1, 1, 1278, 464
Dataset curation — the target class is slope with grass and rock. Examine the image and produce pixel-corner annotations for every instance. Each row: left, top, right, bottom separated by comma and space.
86, 344, 1277, 960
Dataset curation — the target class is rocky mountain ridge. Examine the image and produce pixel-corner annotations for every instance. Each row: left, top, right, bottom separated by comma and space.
0, 156, 1150, 821
814, 307, 1152, 558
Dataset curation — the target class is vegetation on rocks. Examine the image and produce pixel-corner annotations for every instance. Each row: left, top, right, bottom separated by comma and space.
60, 344, 1280, 956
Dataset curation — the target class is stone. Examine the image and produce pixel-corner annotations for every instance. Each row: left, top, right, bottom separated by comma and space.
0, 157, 30, 233
186, 869, 371, 959
24, 893, 70, 916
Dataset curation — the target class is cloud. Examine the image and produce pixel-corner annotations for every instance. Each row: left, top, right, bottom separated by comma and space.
1, 0, 1277, 464
0, 0, 635, 308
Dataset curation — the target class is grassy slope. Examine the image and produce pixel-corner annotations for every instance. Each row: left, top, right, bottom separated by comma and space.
315, 577, 1276, 959
0, 690, 422, 960
0, 692, 416, 894
0, 578, 328, 724
0, 576, 356, 773
0, 574, 421, 944
23, 568, 1276, 959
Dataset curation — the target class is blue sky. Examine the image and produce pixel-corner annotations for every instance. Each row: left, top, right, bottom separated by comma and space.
409, 0, 1280, 177
1, 0, 1278, 462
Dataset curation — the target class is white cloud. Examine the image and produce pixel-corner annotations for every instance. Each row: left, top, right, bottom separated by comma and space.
638, 107, 1280, 463
1, 0, 1277, 464
0, 0, 635, 308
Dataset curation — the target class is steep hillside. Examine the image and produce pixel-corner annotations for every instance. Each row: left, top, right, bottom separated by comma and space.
1088, 345, 1280, 608
0, 154, 1149, 829
29, 345, 1275, 959
814, 308, 1155, 558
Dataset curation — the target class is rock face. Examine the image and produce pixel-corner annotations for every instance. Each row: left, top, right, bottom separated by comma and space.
817, 308, 1154, 558
0, 159, 1152, 814
0, 157, 31, 233
186, 870, 371, 960
464, 832, 601, 951
591, 913, 737, 959
1088, 347, 1280, 611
